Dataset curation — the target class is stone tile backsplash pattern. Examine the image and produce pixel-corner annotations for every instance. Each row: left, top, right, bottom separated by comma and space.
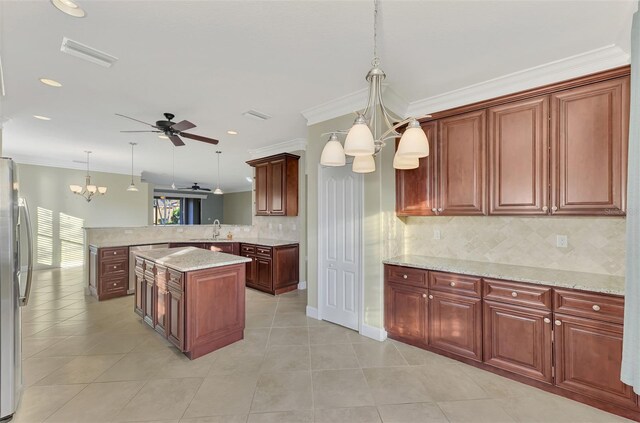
402, 216, 626, 276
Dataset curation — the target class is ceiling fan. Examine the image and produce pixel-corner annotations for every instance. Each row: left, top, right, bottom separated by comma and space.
177, 183, 211, 192
117, 112, 219, 147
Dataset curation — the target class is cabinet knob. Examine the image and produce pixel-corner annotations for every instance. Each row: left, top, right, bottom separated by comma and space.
113, 266, 117, 269
403, 275, 408, 279
113, 251, 117, 255
542, 206, 548, 212
431, 208, 437, 212
113, 283, 117, 286
555, 320, 562, 326
551, 206, 558, 211
438, 208, 443, 212
592, 304, 601, 311
428, 295, 433, 299
543, 317, 551, 324
422, 293, 427, 298
511, 291, 518, 297
449, 282, 456, 287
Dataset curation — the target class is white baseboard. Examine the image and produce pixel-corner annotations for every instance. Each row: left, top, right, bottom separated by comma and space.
306, 306, 319, 320
297, 280, 307, 290
360, 323, 387, 342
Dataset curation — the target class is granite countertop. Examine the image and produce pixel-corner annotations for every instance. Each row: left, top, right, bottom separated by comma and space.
383, 255, 625, 295
89, 237, 298, 249
133, 247, 251, 272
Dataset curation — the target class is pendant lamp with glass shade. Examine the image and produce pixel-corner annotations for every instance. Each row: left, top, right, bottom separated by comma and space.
393, 154, 420, 170
126, 142, 139, 192
319, 0, 431, 172
213, 151, 223, 195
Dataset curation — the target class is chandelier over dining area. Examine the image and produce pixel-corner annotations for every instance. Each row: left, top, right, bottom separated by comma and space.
69, 151, 107, 202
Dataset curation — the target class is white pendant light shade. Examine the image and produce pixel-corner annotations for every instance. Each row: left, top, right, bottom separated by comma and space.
126, 184, 138, 192
213, 188, 223, 195
344, 117, 375, 157
352, 155, 376, 173
320, 134, 346, 166
214, 151, 223, 195
393, 153, 420, 170
97, 186, 107, 194
396, 119, 429, 158
69, 184, 82, 193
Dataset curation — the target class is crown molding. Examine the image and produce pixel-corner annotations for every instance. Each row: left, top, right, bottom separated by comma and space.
9, 154, 132, 176
406, 44, 630, 116
248, 138, 307, 159
301, 84, 408, 126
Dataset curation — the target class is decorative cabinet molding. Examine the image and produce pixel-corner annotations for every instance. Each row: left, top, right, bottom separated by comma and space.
383, 264, 637, 420
247, 153, 299, 216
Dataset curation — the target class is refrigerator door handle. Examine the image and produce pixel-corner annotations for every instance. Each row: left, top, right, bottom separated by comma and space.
18, 198, 33, 307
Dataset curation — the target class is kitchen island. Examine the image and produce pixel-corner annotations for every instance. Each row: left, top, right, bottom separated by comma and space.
133, 247, 251, 359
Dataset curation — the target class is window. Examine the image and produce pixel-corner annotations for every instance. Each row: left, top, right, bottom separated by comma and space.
154, 197, 182, 225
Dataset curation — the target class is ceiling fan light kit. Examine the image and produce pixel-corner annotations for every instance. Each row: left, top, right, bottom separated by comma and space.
69, 151, 107, 202
320, 0, 431, 173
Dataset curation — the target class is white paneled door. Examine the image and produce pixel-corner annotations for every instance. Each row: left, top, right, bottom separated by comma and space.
319, 164, 362, 331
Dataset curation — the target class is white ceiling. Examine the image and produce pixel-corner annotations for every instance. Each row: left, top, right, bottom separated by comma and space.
0, 0, 636, 192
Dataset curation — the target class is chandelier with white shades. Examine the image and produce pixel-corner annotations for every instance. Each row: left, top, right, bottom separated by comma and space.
320, 0, 430, 173
69, 151, 107, 201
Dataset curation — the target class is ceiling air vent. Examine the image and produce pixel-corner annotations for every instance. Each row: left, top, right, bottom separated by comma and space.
60, 37, 118, 68
242, 109, 272, 121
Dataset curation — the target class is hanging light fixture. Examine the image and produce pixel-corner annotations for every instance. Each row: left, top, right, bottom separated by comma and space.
319, 0, 431, 172
69, 151, 107, 202
213, 151, 223, 195
126, 142, 139, 192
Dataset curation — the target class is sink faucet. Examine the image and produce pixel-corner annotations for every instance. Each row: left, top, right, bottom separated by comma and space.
212, 219, 221, 240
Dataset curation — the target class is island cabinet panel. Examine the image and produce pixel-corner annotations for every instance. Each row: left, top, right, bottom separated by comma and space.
396, 121, 438, 216
143, 261, 156, 327
554, 313, 635, 409
488, 96, 549, 215
483, 301, 553, 383
550, 77, 629, 215
384, 282, 427, 345
241, 243, 299, 295
154, 265, 169, 337
438, 110, 487, 216
185, 264, 245, 359
134, 257, 145, 317
89, 246, 129, 301
247, 153, 299, 216
428, 290, 483, 361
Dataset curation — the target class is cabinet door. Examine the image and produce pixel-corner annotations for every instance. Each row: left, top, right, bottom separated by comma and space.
268, 159, 286, 215
256, 258, 273, 290
167, 288, 184, 351
483, 301, 552, 383
143, 278, 154, 327
438, 110, 487, 215
396, 121, 438, 216
134, 272, 144, 317
554, 313, 636, 408
155, 289, 168, 337
242, 254, 256, 285
429, 291, 482, 361
384, 282, 427, 344
255, 163, 269, 216
550, 77, 629, 215
489, 96, 549, 215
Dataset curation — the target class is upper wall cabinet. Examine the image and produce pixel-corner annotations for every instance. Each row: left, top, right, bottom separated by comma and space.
396, 121, 438, 216
550, 77, 629, 216
438, 110, 487, 216
247, 153, 299, 216
489, 96, 549, 215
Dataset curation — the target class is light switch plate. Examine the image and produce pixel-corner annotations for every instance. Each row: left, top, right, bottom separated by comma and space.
557, 235, 568, 248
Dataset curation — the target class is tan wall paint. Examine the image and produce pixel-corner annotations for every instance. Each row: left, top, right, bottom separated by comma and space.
222, 191, 252, 225
16, 163, 151, 269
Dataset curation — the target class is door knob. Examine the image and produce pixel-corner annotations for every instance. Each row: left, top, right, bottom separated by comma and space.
543, 317, 551, 324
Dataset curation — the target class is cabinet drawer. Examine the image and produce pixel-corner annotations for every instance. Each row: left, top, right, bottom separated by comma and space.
168, 269, 184, 292
256, 246, 272, 257
100, 247, 128, 260
100, 259, 128, 277
385, 265, 428, 288
429, 271, 481, 297
102, 277, 127, 294
554, 289, 624, 324
483, 279, 551, 310
241, 244, 256, 254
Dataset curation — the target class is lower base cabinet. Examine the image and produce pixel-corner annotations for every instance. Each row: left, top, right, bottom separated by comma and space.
240, 243, 299, 295
384, 282, 427, 343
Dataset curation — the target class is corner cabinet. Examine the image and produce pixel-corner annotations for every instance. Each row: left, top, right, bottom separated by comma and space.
247, 153, 299, 216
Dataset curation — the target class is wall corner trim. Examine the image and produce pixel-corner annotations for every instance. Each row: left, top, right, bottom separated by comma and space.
297, 280, 307, 290
306, 305, 319, 320
360, 323, 388, 342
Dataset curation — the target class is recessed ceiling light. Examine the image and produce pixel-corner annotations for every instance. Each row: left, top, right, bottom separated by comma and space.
39, 78, 62, 88
51, 0, 85, 17
33, 115, 51, 121
158, 135, 168, 139
227, 130, 238, 135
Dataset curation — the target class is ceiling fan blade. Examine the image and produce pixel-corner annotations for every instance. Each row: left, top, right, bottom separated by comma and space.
171, 120, 196, 132
181, 132, 219, 145
169, 135, 185, 147
200, 188, 212, 192
115, 113, 158, 128
120, 130, 161, 133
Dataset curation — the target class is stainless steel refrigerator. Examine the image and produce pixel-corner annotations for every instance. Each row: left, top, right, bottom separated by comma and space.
0, 158, 33, 422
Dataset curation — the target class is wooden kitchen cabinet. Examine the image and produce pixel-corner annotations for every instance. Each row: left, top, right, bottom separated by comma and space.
247, 153, 299, 216
89, 246, 129, 301
550, 77, 629, 215
154, 265, 169, 337
488, 96, 549, 215
438, 110, 487, 216
166, 269, 185, 350
384, 281, 428, 345
134, 257, 145, 317
209, 242, 238, 255
240, 243, 299, 295
396, 121, 438, 216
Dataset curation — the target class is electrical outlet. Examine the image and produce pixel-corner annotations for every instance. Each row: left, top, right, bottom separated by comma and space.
434, 229, 441, 240
557, 235, 568, 248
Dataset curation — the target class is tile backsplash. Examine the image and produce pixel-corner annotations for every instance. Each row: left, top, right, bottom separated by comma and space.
402, 216, 626, 276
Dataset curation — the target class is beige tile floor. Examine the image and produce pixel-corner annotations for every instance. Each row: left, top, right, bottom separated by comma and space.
13, 267, 632, 423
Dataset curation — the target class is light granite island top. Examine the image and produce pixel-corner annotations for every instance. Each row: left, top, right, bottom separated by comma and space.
89, 237, 298, 249
383, 255, 625, 295
133, 246, 251, 272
